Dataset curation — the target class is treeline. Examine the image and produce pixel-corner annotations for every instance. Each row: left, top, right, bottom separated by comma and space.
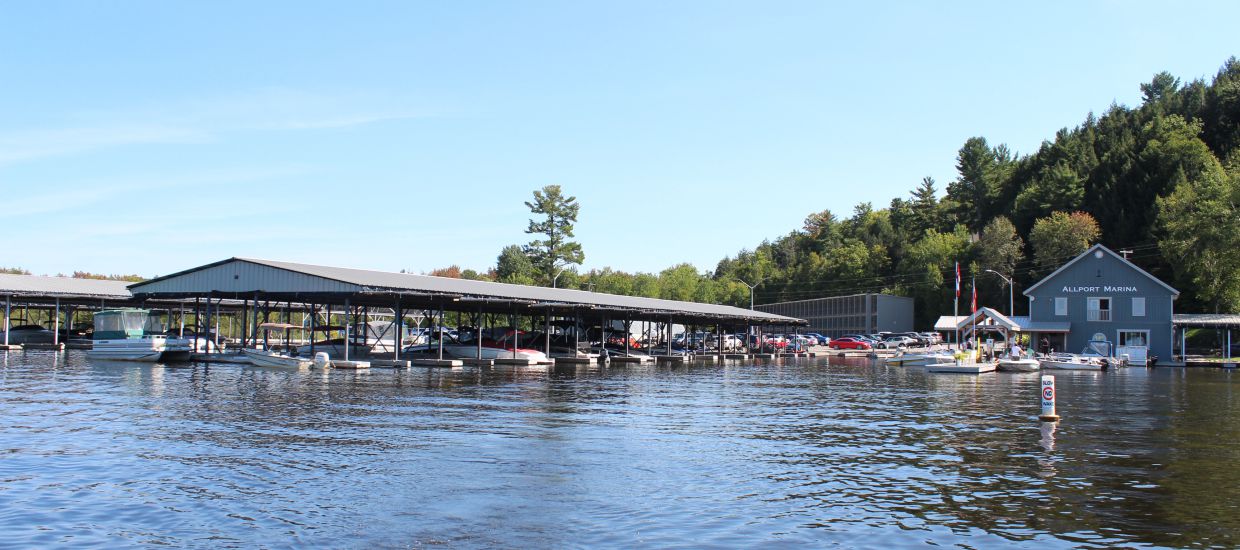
439, 57, 1240, 327
0, 267, 145, 282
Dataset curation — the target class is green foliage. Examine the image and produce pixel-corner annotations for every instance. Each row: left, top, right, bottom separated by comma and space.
496, 244, 537, 285
1028, 212, 1101, 275
1, 267, 31, 275
522, 185, 584, 285
1158, 167, 1240, 312
481, 57, 1240, 317
71, 271, 145, 282
974, 217, 1024, 276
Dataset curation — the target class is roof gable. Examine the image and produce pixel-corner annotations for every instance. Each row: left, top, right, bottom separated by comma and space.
1023, 244, 1178, 297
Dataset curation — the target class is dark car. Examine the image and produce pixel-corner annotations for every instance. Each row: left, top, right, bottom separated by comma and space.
829, 337, 872, 350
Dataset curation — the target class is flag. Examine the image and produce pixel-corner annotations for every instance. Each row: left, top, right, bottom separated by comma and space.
955, 262, 961, 297
971, 277, 977, 313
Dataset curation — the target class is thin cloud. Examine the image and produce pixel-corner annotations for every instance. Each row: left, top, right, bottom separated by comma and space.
0, 88, 432, 166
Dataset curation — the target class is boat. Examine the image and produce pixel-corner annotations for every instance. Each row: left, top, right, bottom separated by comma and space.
86, 309, 166, 362
1, 324, 56, 345
1040, 354, 1107, 370
244, 323, 315, 368
926, 361, 997, 374
997, 357, 1041, 372
402, 330, 549, 362
885, 352, 955, 366
243, 348, 314, 368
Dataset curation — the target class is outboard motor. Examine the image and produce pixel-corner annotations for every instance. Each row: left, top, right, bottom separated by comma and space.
600, 347, 610, 366
313, 352, 330, 369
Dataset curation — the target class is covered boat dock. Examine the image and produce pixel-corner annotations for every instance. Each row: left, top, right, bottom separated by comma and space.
0, 274, 135, 349
127, 257, 806, 365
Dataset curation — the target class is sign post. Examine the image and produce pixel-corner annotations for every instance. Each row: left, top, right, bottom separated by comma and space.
1039, 375, 1060, 422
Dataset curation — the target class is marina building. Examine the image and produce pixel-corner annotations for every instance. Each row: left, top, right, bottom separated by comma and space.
754, 293, 913, 338
938, 244, 1182, 364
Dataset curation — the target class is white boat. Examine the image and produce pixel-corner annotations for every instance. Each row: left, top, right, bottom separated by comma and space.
243, 348, 313, 368
997, 357, 1041, 372
404, 343, 549, 362
86, 309, 167, 362
926, 361, 997, 374
1040, 354, 1107, 371
886, 352, 954, 366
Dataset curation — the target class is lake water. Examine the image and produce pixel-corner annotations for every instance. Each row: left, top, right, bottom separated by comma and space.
2, 351, 1239, 548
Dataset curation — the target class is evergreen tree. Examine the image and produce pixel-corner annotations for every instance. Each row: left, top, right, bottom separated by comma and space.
522, 185, 585, 286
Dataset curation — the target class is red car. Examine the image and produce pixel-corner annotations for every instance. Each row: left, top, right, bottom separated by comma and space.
829, 337, 872, 350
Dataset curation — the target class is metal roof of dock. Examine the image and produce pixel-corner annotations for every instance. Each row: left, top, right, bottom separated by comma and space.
1174, 314, 1240, 330
128, 257, 806, 325
0, 273, 133, 302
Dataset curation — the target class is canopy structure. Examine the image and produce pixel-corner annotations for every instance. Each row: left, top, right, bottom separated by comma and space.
128, 257, 806, 326
0, 273, 132, 305
1173, 314, 1240, 330
933, 311, 1071, 333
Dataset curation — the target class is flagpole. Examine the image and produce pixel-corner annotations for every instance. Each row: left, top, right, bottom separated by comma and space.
954, 262, 960, 349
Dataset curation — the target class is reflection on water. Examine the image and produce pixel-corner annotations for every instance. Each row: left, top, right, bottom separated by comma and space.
1, 351, 1238, 547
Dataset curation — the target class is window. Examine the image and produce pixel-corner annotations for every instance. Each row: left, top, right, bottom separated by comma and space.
1132, 297, 1145, 317
1087, 297, 1111, 321
1118, 330, 1148, 347
1055, 297, 1068, 316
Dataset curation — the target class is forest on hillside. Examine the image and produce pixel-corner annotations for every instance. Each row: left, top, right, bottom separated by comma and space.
475, 57, 1240, 328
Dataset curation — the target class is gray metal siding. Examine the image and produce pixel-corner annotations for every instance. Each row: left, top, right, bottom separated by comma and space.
875, 295, 914, 333
131, 261, 360, 295
1027, 248, 1175, 358
755, 293, 911, 337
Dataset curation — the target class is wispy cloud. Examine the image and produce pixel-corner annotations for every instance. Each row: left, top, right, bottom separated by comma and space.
0, 88, 432, 166
3, 164, 315, 218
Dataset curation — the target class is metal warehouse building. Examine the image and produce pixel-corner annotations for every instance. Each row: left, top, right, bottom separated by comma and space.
753, 293, 913, 338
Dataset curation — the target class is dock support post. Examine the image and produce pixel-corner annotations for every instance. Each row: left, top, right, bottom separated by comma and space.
437, 306, 445, 361
193, 297, 200, 355
477, 307, 484, 360
544, 312, 551, 357
52, 298, 60, 347
4, 295, 9, 347
511, 309, 518, 359
213, 298, 220, 351
574, 310, 580, 355
394, 299, 403, 361
624, 317, 631, 356
309, 303, 317, 356
667, 316, 673, 356
344, 299, 351, 362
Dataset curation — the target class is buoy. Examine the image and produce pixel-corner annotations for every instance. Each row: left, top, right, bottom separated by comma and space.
313, 352, 330, 369
1039, 374, 1060, 422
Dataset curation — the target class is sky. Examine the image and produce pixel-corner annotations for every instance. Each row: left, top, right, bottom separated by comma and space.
2, 1, 1237, 278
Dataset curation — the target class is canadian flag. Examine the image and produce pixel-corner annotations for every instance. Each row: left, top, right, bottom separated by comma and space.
971, 277, 977, 313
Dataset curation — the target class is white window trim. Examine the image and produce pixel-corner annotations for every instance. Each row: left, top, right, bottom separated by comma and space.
1055, 297, 1068, 316
1117, 329, 1150, 348
1132, 297, 1146, 317
1088, 296, 1112, 322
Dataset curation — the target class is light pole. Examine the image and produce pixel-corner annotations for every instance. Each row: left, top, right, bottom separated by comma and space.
734, 276, 762, 310
985, 269, 1014, 317
552, 267, 566, 289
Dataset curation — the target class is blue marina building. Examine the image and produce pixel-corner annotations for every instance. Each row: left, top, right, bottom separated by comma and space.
1023, 244, 1177, 362
936, 244, 1179, 364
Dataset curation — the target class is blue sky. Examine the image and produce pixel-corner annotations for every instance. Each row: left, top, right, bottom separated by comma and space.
2, 1, 1237, 278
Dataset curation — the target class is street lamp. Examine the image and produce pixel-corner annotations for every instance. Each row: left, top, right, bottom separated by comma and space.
985, 269, 1014, 317
733, 276, 762, 310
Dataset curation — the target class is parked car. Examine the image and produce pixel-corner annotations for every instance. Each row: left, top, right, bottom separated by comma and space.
920, 332, 943, 345
829, 337, 872, 350
899, 332, 929, 346
806, 333, 830, 346
878, 335, 917, 349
